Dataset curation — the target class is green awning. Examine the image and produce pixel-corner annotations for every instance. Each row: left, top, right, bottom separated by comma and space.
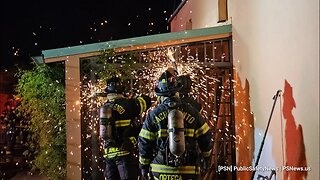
42, 24, 231, 59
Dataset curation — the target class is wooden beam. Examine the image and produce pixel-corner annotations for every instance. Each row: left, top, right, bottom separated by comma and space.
65, 56, 82, 180
116, 33, 232, 52
44, 32, 232, 63
44, 52, 100, 63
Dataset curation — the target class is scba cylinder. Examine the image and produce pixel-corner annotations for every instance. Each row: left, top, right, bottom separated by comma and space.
100, 105, 113, 139
168, 109, 185, 156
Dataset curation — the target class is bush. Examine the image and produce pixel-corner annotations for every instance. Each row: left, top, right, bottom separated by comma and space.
16, 63, 66, 179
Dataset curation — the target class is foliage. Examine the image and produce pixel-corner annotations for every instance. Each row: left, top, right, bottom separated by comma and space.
96, 49, 138, 81
16, 63, 66, 179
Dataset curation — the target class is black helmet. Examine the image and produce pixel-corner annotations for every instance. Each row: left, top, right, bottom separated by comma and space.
155, 70, 180, 97
177, 75, 192, 95
105, 77, 124, 94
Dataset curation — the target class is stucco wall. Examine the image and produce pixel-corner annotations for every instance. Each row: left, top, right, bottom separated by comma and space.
231, 0, 319, 179
170, 0, 231, 32
171, 0, 319, 179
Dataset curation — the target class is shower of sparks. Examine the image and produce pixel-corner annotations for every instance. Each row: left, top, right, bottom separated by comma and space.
79, 41, 234, 174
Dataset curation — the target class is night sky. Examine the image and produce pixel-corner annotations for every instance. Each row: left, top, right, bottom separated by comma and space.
0, 0, 181, 69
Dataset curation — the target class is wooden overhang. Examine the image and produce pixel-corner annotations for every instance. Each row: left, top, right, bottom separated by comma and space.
42, 24, 232, 63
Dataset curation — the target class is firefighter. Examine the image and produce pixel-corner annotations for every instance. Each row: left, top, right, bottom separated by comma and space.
177, 75, 202, 113
100, 77, 152, 180
138, 70, 213, 180
177, 74, 207, 177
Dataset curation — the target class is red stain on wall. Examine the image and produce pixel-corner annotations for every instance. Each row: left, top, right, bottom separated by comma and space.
234, 73, 255, 180
283, 80, 308, 179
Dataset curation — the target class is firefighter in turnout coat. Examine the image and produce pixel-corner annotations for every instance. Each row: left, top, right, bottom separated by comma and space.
177, 75, 202, 113
100, 77, 151, 180
138, 71, 212, 180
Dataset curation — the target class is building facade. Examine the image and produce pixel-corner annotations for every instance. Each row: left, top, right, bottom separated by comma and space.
170, 0, 319, 179
41, 0, 319, 179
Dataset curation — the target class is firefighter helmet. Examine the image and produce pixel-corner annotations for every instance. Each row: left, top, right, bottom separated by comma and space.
105, 77, 124, 94
177, 75, 192, 95
155, 70, 180, 97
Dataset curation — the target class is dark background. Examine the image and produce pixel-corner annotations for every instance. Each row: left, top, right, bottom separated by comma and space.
0, 0, 181, 69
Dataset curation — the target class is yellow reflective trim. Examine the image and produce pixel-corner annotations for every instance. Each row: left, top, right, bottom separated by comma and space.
185, 129, 194, 137
137, 97, 147, 113
154, 176, 159, 180
105, 147, 124, 152
105, 147, 118, 153
139, 129, 156, 141
115, 119, 131, 127
139, 156, 151, 165
150, 164, 200, 174
195, 123, 210, 138
104, 147, 124, 154
158, 129, 168, 137
104, 147, 130, 158
104, 151, 130, 158
203, 149, 212, 157
129, 137, 137, 146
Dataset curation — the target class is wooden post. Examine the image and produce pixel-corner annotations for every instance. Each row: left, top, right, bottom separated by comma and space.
65, 56, 82, 180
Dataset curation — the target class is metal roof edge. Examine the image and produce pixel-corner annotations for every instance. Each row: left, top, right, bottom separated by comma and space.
42, 24, 232, 59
